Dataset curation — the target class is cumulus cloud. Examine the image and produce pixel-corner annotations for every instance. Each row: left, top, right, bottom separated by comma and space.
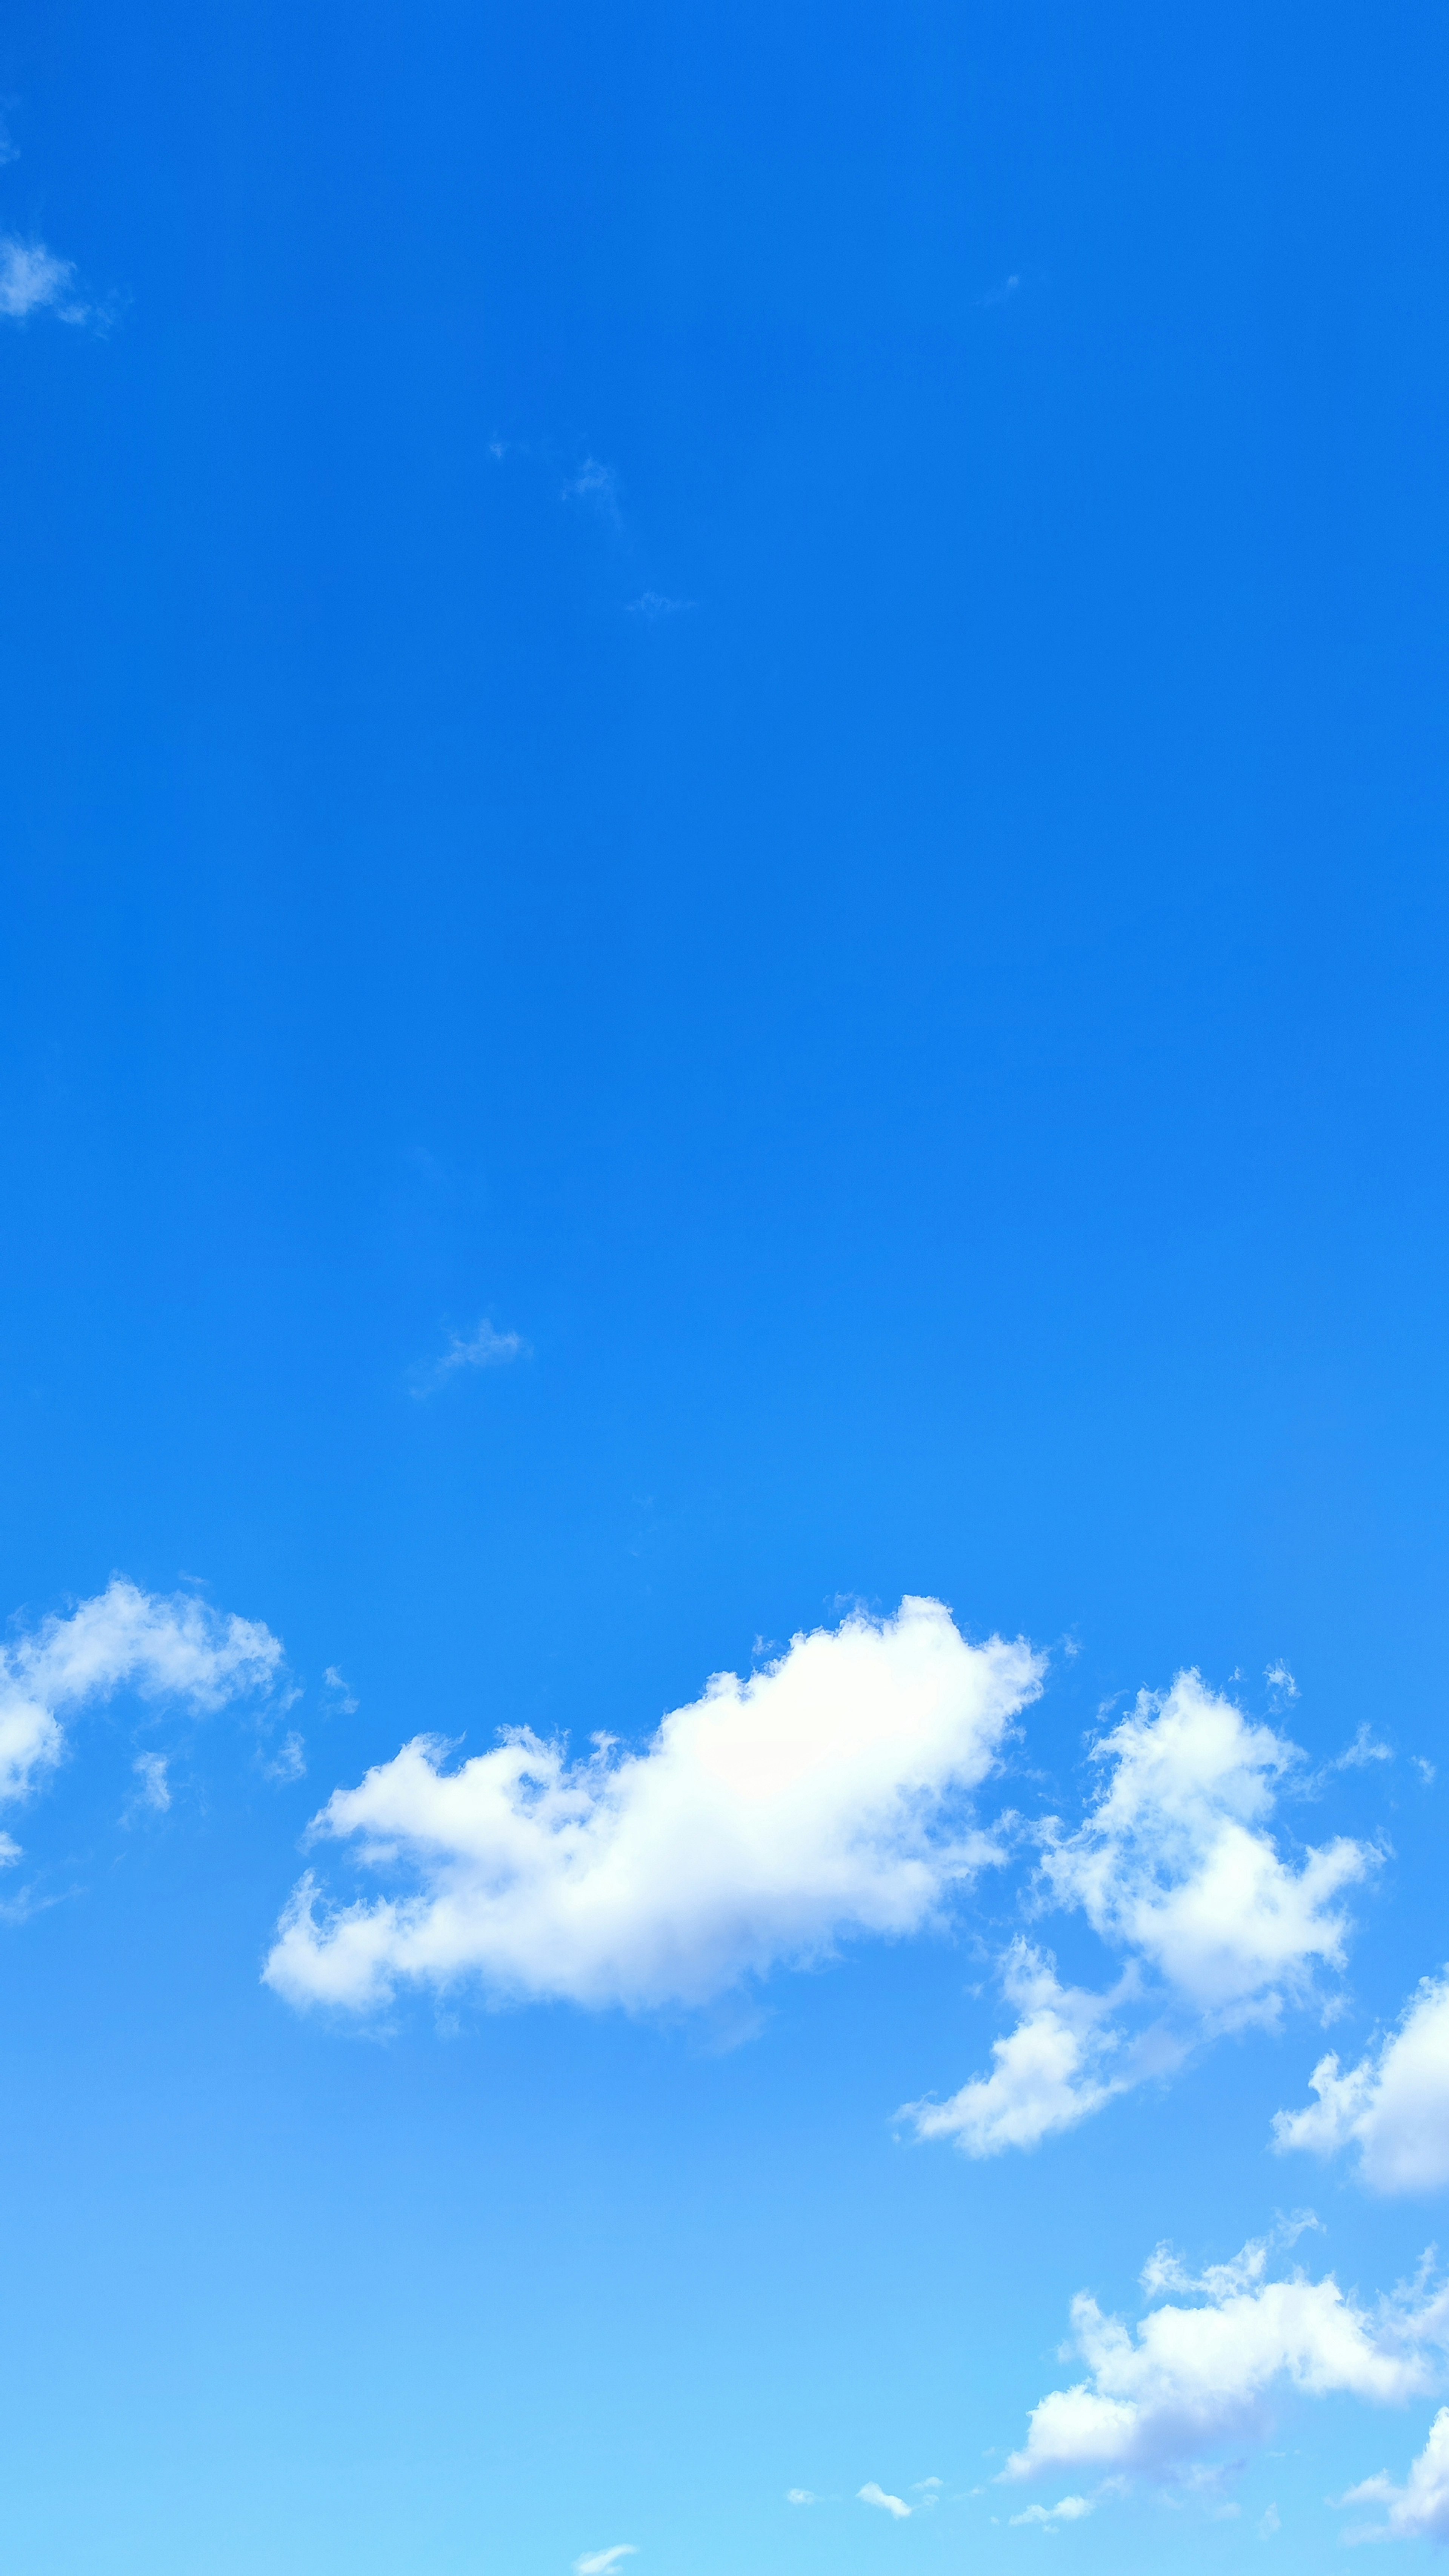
901, 1941, 1166, 2155
909, 1674, 1377, 2158
1340, 2408, 1449, 2544
1039, 1673, 1371, 2024
858, 2483, 910, 2519
0, 1577, 283, 1808
264, 1598, 1041, 2015
1004, 2233, 1449, 2490
411, 1319, 526, 1396
1274, 1970, 1449, 2194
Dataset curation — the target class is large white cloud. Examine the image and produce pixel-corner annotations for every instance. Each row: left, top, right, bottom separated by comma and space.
906, 1672, 1376, 2156
265, 1598, 1043, 2014
1274, 1969, 1449, 2195
1341, 2408, 1449, 2543
0, 1576, 284, 1807
1005, 2233, 1448, 2488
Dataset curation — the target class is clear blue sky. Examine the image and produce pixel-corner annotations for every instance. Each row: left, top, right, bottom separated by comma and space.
4, 2, 1449, 2568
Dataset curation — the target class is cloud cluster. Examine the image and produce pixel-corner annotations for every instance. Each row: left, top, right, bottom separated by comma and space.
905, 1673, 1375, 2155
1274, 1969, 1449, 2195
0, 1577, 283, 1809
1005, 2233, 1448, 2489
265, 1598, 1042, 2014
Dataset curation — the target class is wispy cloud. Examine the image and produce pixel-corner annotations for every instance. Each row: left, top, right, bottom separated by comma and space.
264, 1598, 1042, 2017
626, 592, 693, 620
785, 2488, 817, 2505
261, 1731, 306, 1786
0, 235, 106, 328
131, 1752, 171, 1814
1010, 2493, 1095, 2526
573, 2549, 636, 2575
410, 1318, 527, 1397
323, 1666, 359, 1715
563, 456, 621, 522
0, 1577, 284, 1815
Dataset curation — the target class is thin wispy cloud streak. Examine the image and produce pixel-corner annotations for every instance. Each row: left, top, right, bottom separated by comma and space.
411, 1318, 527, 1396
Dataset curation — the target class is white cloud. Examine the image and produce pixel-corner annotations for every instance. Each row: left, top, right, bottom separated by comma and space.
1414, 1757, 1437, 1786
911, 1672, 1374, 2160
262, 1731, 307, 1786
1274, 1969, 1449, 2194
858, 2483, 911, 2519
0, 1577, 283, 1807
574, 2550, 636, 2575
264, 1598, 1041, 2015
564, 457, 621, 521
1340, 2407, 1449, 2543
785, 2488, 817, 2505
0, 236, 87, 323
412, 1318, 526, 1395
1258, 2499, 1280, 2535
901, 1942, 1162, 2156
1264, 1662, 1299, 1700
131, 1752, 171, 1813
1009, 2494, 1094, 2525
1038, 1673, 1372, 2027
1004, 2235, 1449, 2489
626, 593, 692, 619
323, 1666, 359, 1714
1335, 1723, 1392, 1769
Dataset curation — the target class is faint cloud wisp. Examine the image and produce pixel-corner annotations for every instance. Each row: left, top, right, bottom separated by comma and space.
411, 1318, 528, 1398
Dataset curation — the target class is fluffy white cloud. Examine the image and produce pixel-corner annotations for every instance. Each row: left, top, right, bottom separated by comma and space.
1005, 2235, 1448, 2488
0, 1577, 283, 1806
265, 1599, 1041, 2015
858, 2484, 910, 2519
908, 1673, 1375, 2160
0, 237, 84, 322
901, 1942, 1165, 2155
1340, 2408, 1449, 2543
1274, 1970, 1449, 2194
1039, 1673, 1372, 2025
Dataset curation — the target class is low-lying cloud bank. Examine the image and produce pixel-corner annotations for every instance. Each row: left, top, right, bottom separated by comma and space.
265, 1597, 1043, 2013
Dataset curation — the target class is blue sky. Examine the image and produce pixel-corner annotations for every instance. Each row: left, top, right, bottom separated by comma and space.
4, 0, 1449, 2567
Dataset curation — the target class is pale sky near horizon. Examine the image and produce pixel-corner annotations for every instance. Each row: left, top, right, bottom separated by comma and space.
5, 3, 1449, 2569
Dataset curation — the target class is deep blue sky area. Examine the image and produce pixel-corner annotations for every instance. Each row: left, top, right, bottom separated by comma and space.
2, 3, 1449, 2570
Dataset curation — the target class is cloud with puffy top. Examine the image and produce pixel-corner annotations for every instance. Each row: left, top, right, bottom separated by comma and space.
904, 1672, 1377, 2157
1340, 2408, 1449, 2543
1274, 1968, 1449, 2194
265, 1598, 1042, 2015
1004, 2229, 1449, 2495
